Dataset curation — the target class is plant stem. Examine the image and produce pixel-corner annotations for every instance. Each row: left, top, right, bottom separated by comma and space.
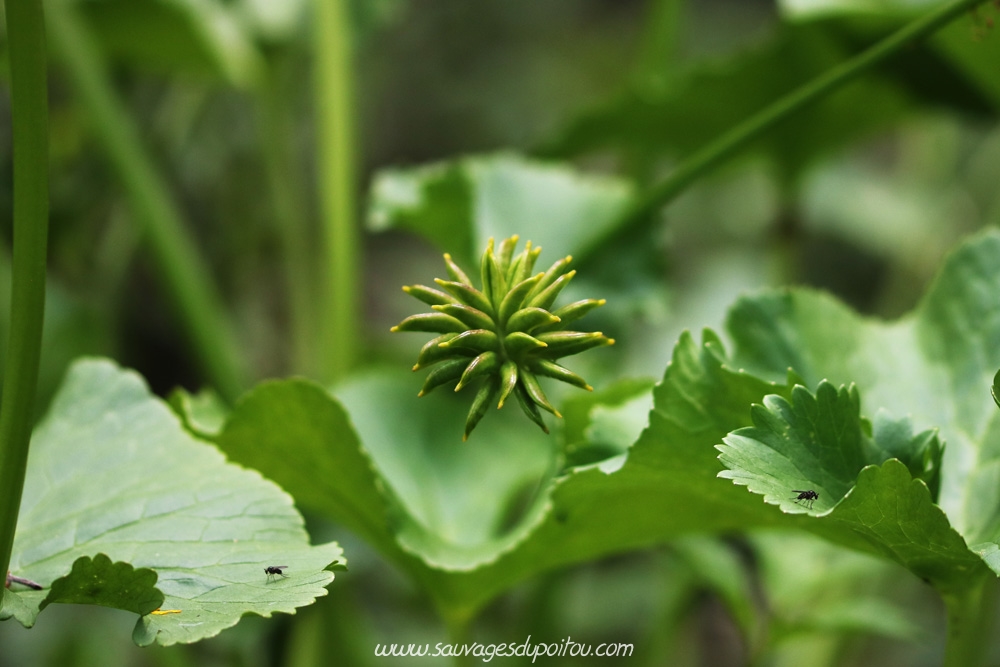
258, 54, 319, 376
312, 0, 359, 383
0, 0, 49, 604
45, 0, 246, 402
586, 0, 992, 261
942, 575, 997, 667
443, 607, 475, 667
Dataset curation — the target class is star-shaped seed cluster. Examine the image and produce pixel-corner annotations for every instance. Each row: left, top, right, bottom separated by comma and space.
392, 236, 613, 440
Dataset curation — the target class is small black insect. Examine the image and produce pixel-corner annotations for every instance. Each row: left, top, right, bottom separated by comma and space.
792, 489, 819, 509
264, 565, 289, 582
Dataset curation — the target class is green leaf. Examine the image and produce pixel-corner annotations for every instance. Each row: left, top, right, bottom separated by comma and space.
168, 387, 229, 439
0, 360, 342, 646
717, 230, 1000, 591
367, 153, 635, 266
541, 21, 914, 181
718, 381, 983, 589
564, 379, 655, 472
718, 382, 943, 513
779, 0, 1000, 109
40, 554, 163, 616
77, 0, 262, 86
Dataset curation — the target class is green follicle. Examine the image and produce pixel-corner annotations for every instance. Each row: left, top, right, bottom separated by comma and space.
464, 378, 499, 441
507, 307, 559, 333
443, 253, 474, 286
392, 312, 466, 334
432, 303, 495, 331
413, 333, 458, 370
394, 236, 612, 439
503, 331, 547, 356
402, 284, 457, 307
497, 275, 543, 325
455, 351, 499, 391
497, 360, 519, 408
527, 270, 576, 311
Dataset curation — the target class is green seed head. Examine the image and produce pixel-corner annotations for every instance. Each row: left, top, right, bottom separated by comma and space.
392, 236, 613, 440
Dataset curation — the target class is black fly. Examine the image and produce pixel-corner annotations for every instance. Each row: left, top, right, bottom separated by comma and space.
792, 490, 818, 509
264, 565, 289, 582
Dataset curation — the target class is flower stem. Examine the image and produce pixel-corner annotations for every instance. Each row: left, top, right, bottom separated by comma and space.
0, 0, 49, 604
45, 0, 247, 402
588, 0, 992, 260
313, 0, 360, 383
258, 54, 319, 376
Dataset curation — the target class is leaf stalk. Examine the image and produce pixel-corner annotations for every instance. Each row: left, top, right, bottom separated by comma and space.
313, 0, 359, 383
0, 0, 49, 607
942, 575, 998, 667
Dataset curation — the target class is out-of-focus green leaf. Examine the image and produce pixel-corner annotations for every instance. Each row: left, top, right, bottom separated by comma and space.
0, 360, 342, 646
778, 0, 938, 21
561, 377, 656, 471
238, 0, 307, 43
333, 371, 556, 570
932, 13, 1000, 108
78, 0, 263, 86
543, 13, 994, 187
779, 0, 1000, 108
541, 22, 913, 181
168, 387, 229, 439
367, 153, 635, 266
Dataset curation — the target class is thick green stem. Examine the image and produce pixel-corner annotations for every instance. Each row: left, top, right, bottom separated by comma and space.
313, 0, 359, 383
258, 55, 319, 376
0, 0, 49, 604
585, 0, 992, 261
442, 607, 475, 667
45, 0, 246, 402
942, 576, 997, 667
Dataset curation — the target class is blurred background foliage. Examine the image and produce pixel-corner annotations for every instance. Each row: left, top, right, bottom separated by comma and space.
1, 0, 999, 664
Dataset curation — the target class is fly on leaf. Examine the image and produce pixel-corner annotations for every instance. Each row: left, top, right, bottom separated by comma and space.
264, 565, 289, 582
792, 489, 818, 509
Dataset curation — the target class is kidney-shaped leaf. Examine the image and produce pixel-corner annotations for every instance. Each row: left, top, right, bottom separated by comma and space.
0, 360, 342, 646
